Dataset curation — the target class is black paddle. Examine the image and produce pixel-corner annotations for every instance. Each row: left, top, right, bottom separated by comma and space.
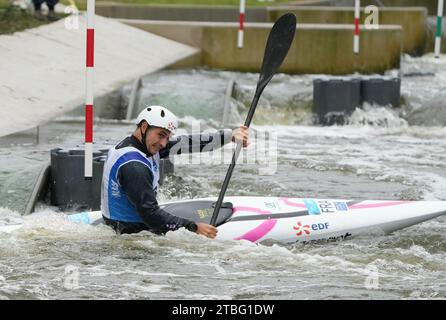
210, 13, 297, 226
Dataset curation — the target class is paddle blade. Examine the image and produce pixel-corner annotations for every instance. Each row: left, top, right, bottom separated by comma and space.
209, 13, 297, 226
258, 13, 297, 91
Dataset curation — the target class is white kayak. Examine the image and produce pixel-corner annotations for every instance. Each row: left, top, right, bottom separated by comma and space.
2, 197, 445, 244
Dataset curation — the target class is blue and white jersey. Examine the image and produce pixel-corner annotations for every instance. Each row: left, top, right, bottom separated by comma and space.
101, 145, 160, 223
100, 130, 233, 234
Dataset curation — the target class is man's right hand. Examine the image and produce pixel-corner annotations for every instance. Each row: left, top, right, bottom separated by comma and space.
196, 223, 218, 239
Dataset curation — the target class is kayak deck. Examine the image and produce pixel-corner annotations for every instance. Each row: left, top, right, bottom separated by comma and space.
2, 197, 446, 243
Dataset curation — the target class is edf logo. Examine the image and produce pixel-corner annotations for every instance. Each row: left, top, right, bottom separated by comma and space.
312, 223, 329, 231
294, 221, 329, 236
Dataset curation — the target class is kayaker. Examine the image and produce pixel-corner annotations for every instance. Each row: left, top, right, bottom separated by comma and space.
101, 105, 249, 238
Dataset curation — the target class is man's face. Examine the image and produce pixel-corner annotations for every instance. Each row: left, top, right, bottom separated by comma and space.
144, 126, 171, 155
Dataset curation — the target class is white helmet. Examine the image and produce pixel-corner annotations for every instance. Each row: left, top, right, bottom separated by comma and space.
136, 105, 178, 134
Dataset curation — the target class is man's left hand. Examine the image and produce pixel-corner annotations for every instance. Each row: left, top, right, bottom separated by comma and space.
232, 125, 249, 148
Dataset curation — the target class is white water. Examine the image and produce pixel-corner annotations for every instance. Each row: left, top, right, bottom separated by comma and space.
0, 55, 446, 299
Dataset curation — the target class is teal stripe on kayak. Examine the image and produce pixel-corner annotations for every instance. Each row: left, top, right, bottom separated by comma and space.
437, 16, 443, 38
68, 212, 91, 224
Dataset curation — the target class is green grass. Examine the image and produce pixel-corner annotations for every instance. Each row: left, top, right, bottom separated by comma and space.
0, 0, 66, 34
0, 0, 45, 34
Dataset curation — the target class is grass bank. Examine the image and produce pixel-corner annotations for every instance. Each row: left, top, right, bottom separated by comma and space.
0, 0, 67, 34
0, 0, 47, 34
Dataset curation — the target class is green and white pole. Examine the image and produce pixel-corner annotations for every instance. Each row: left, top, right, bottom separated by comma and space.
435, 0, 444, 58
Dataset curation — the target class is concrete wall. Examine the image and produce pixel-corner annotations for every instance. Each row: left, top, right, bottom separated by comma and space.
121, 20, 403, 75
121, 20, 207, 48
268, 6, 427, 55
96, 4, 266, 22
288, 0, 439, 16
359, 1, 438, 16
98, 3, 427, 55
99, 4, 426, 56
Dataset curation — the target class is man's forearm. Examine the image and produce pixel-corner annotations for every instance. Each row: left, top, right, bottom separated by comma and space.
161, 129, 232, 157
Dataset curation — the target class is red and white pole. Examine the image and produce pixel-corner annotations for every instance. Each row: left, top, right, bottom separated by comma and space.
237, 0, 245, 49
85, 0, 95, 179
353, 0, 360, 54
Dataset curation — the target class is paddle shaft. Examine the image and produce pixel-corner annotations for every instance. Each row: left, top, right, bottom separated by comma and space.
209, 13, 296, 227
210, 93, 261, 226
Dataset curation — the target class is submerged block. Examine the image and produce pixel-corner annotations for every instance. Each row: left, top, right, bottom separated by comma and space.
313, 76, 401, 125
361, 77, 401, 108
50, 148, 106, 211
313, 78, 361, 125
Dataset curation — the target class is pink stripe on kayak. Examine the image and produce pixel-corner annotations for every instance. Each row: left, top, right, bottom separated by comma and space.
234, 219, 277, 243
232, 206, 277, 242
279, 198, 307, 208
349, 201, 411, 210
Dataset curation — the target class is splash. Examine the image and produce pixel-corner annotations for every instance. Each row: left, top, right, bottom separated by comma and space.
347, 104, 408, 127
